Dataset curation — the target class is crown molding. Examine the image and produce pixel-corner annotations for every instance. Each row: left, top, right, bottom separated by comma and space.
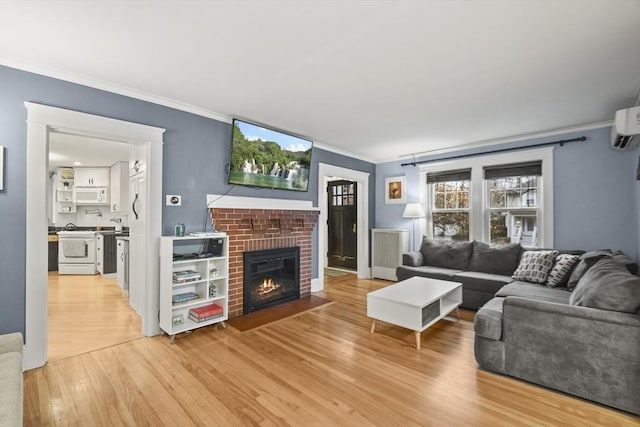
2, 57, 233, 124
312, 141, 377, 164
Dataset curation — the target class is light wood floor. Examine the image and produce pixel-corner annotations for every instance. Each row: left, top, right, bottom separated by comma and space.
27, 274, 639, 426
48, 272, 142, 361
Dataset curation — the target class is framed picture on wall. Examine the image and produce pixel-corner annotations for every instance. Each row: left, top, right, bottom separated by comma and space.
385, 176, 406, 204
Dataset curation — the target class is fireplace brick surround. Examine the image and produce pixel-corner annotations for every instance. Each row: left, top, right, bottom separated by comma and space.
210, 207, 319, 318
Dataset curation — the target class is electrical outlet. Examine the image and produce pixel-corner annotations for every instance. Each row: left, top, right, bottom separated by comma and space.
166, 195, 182, 206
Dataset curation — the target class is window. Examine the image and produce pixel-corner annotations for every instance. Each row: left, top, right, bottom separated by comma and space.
428, 169, 471, 241
485, 161, 541, 246
420, 148, 553, 247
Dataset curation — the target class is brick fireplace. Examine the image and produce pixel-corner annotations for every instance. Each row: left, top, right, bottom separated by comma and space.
210, 205, 319, 318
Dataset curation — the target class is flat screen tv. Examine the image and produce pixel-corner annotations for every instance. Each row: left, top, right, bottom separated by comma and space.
228, 119, 313, 192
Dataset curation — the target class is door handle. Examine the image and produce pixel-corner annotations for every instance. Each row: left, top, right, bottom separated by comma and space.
352, 223, 357, 234
132, 193, 139, 219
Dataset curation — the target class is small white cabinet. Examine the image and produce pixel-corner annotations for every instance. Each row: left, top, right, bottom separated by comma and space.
110, 161, 129, 213
160, 234, 229, 343
74, 167, 109, 187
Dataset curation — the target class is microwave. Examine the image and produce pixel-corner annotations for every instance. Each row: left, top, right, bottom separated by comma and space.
74, 187, 109, 204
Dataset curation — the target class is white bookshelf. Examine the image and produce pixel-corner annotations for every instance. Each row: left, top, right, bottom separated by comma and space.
160, 234, 229, 343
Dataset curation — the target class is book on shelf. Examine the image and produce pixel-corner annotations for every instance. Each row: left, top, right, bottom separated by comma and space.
172, 292, 200, 304
172, 270, 202, 283
189, 303, 223, 319
188, 313, 223, 323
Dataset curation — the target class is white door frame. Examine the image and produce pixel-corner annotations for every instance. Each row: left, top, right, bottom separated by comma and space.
24, 102, 164, 370
315, 163, 370, 292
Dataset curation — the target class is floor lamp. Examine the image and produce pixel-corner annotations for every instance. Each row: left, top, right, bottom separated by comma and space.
403, 203, 426, 251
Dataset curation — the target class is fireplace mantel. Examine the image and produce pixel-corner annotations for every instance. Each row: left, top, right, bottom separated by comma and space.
207, 194, 320, 211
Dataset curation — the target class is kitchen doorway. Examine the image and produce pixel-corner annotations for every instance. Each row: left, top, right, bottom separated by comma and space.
24, 102, 164, 370
47, 133, 141, 360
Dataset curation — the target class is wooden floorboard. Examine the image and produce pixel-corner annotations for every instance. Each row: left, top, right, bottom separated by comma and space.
25, 274, 640, 426
226, 295, 334, 331
48, 271, 142, 361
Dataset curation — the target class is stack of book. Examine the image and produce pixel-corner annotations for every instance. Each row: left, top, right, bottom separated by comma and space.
173, 270, 202, 284
172, 292, 200, 305
189, 303, 224, 323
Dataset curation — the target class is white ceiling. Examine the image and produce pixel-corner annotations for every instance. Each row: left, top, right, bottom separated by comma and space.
48, 132, 129, 172
2, 1, 639, 163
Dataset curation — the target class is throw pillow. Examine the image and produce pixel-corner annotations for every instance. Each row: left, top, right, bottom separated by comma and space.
569, 257, 640, 313
467, 241, 522, 276
512, 250, 559, 284
566, 251, 611, 290
546, 254, 580, 287
420, 237, 473, 270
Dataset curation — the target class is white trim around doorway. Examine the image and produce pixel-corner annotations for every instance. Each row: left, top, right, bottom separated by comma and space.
316, 163, 370, 292
24, 102, 164, 370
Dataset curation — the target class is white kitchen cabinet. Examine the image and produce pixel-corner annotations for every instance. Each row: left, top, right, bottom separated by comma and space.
110, 161, 129, 213
74, 167, 109, 187
160, 235, 228, 343
116, 237, 129, 292
96, 234, 104, 274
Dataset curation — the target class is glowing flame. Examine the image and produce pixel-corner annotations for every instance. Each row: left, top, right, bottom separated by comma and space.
257, 278, 280, 295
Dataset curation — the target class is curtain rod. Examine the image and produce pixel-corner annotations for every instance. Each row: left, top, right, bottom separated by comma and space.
401, 136, 587, 167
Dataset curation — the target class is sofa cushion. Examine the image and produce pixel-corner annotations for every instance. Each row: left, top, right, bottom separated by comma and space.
420, 238, 473, 270
495, 282, 572, 304
546, 254, 580, 288
452, 271, 513, 293
566, 251, 611, 290
570, 257, 640, 313
402, 252, 424, 267
474, 297, 504, 340
396, 265, 462, 282
512, 250, 558, 284
609, 250, 639, 275
467, 241, 522, 276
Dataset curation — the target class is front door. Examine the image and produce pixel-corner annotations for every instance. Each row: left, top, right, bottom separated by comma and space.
327, 180, 357, 270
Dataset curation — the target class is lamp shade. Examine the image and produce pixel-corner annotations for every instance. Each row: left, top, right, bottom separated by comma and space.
402, 203, 425, 218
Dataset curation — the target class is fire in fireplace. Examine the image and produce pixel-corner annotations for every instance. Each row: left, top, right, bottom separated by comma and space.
243, 247, 300, 314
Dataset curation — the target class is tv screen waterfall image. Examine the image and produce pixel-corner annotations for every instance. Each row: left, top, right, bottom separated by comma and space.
229, 119, 313, 191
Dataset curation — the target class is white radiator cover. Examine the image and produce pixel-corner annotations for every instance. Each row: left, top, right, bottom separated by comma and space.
371, 229, 409, 281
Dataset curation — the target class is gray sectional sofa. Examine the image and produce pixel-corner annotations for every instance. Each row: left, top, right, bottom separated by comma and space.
0, 333, 23, 427
397, 238, 640, 415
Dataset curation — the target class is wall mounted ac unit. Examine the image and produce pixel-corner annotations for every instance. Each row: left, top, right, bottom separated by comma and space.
611, 106, 640, 150
371, 229, 409, 281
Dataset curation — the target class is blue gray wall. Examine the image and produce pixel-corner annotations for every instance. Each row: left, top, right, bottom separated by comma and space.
0, 65, 375, 336
376, 128, 640, 260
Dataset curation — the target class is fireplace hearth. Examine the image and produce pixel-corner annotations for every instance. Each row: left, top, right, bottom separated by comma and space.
243, 247, 300, 314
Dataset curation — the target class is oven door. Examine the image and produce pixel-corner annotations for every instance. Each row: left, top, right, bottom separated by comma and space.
58, 237, 97, 264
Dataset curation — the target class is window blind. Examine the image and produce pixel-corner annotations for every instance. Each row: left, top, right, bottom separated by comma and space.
426, 169, 471, 184
483, 161, 542, 179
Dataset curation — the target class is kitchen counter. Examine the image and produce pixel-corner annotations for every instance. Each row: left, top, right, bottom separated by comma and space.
97, 230, 129, 236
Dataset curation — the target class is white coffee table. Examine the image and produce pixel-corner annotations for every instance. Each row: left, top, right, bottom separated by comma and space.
367, 276, 463, 350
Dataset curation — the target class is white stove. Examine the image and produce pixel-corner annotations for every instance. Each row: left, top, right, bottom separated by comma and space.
57, 230, 98, 274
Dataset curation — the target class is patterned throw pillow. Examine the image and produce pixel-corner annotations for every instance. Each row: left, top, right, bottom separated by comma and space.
512, 250, 559, 284
546, 254, 580, 287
